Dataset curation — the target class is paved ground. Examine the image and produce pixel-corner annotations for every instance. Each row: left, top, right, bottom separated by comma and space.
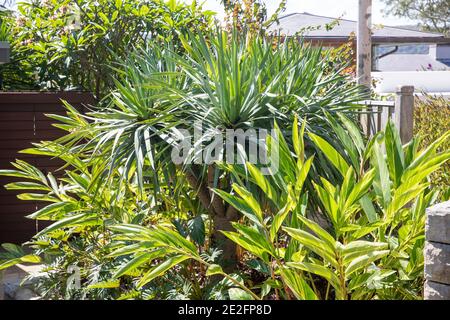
0, 264, 43, 300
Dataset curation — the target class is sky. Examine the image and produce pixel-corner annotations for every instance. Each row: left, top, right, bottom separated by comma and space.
2, 0, 418, 27
193, 0, 417, 26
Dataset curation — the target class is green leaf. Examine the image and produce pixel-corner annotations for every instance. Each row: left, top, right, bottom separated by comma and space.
287, 261, 341, 295
4, 181, 50, 192
137, 255, 190, 288
384, 120, 404, 187
107, 242, 156, 258
372, 139, 391, 207
342, 241, 388, 265
246, 162, 278, 203
228, 288, 254, 300
313, 182, 339, 225
345, 250, 390, 276
113, 249, 168, 278
359, 195, 378, 223
296, 215, 336, 250
222, 231, 268, 260
279, 267, 317, 300
34, 213, 99, 238
1, 243, 24, 256
87, 280, 120, 289
213, 189, 264, 227
0, 254, 41, 271
233, 223, 274, 254
187, 215, 205, 246
292, 116, 306, 164
26, 202, 77, 220
139, 4, 149, 16
309, 132, 350, 177
98, 12, 110, 24
232, 184, 263, 223
269, 199, 294, 241
206, 264, 223, 276
295, 156, 314, 194
284, 227, 337, 267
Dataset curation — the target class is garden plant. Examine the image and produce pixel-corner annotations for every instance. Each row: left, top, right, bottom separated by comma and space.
0, 0, 448, 301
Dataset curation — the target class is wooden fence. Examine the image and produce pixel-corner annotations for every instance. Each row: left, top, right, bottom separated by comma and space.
0, 92, 94, 244
361, 85, 415, 143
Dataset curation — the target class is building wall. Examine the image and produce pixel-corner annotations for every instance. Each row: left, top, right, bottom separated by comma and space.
375, 44, 450, 71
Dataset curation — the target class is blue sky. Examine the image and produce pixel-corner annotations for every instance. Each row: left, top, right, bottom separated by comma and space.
193, 0, 417, 26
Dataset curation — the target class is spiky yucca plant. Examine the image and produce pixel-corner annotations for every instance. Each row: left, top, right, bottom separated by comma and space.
46, 29, 364, 271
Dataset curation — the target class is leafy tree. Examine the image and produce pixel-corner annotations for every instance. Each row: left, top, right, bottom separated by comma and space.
1, 0, 214, 96
382, 0, 450, 35
221, 0, 287, 35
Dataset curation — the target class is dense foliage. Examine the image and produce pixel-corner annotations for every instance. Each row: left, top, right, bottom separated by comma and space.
414, 94, 450, 200
0, 1, 448, 300
0, 28, 448, 300
0, 0, 214, 95
381, 0, 449, 36
0, 8, 9, 40
0, 114, 447, 299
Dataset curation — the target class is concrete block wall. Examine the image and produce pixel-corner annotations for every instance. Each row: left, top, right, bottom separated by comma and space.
424, 201, 450, 300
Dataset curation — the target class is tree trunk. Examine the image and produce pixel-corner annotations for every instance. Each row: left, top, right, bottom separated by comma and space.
212, 206, 239, 273
184, 165, 240, 273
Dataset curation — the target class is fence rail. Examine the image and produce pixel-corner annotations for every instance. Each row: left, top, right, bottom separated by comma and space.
360, 85, 414, 143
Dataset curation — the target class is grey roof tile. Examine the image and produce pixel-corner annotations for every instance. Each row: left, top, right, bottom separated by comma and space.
269, 13, 446, 42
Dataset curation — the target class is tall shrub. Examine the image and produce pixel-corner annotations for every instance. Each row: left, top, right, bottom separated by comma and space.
2, 0, 214, 96
414, 94, 450, 200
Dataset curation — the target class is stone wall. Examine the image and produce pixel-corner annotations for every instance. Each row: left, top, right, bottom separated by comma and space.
424, 201, 450, 300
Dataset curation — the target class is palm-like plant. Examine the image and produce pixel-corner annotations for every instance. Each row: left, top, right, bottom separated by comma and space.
30, 29, 365, 271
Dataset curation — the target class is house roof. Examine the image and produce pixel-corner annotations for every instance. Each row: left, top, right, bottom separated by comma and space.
269, 13, 449, 44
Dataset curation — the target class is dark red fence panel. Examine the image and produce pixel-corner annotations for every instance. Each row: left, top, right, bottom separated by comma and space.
0, 92, 95, 244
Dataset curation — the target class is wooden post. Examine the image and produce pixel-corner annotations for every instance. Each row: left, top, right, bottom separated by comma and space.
357, 0, 372, 135
394, 85, 414, 143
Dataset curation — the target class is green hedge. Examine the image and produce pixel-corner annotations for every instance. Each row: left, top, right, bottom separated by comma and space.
414, 94, 450, 200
